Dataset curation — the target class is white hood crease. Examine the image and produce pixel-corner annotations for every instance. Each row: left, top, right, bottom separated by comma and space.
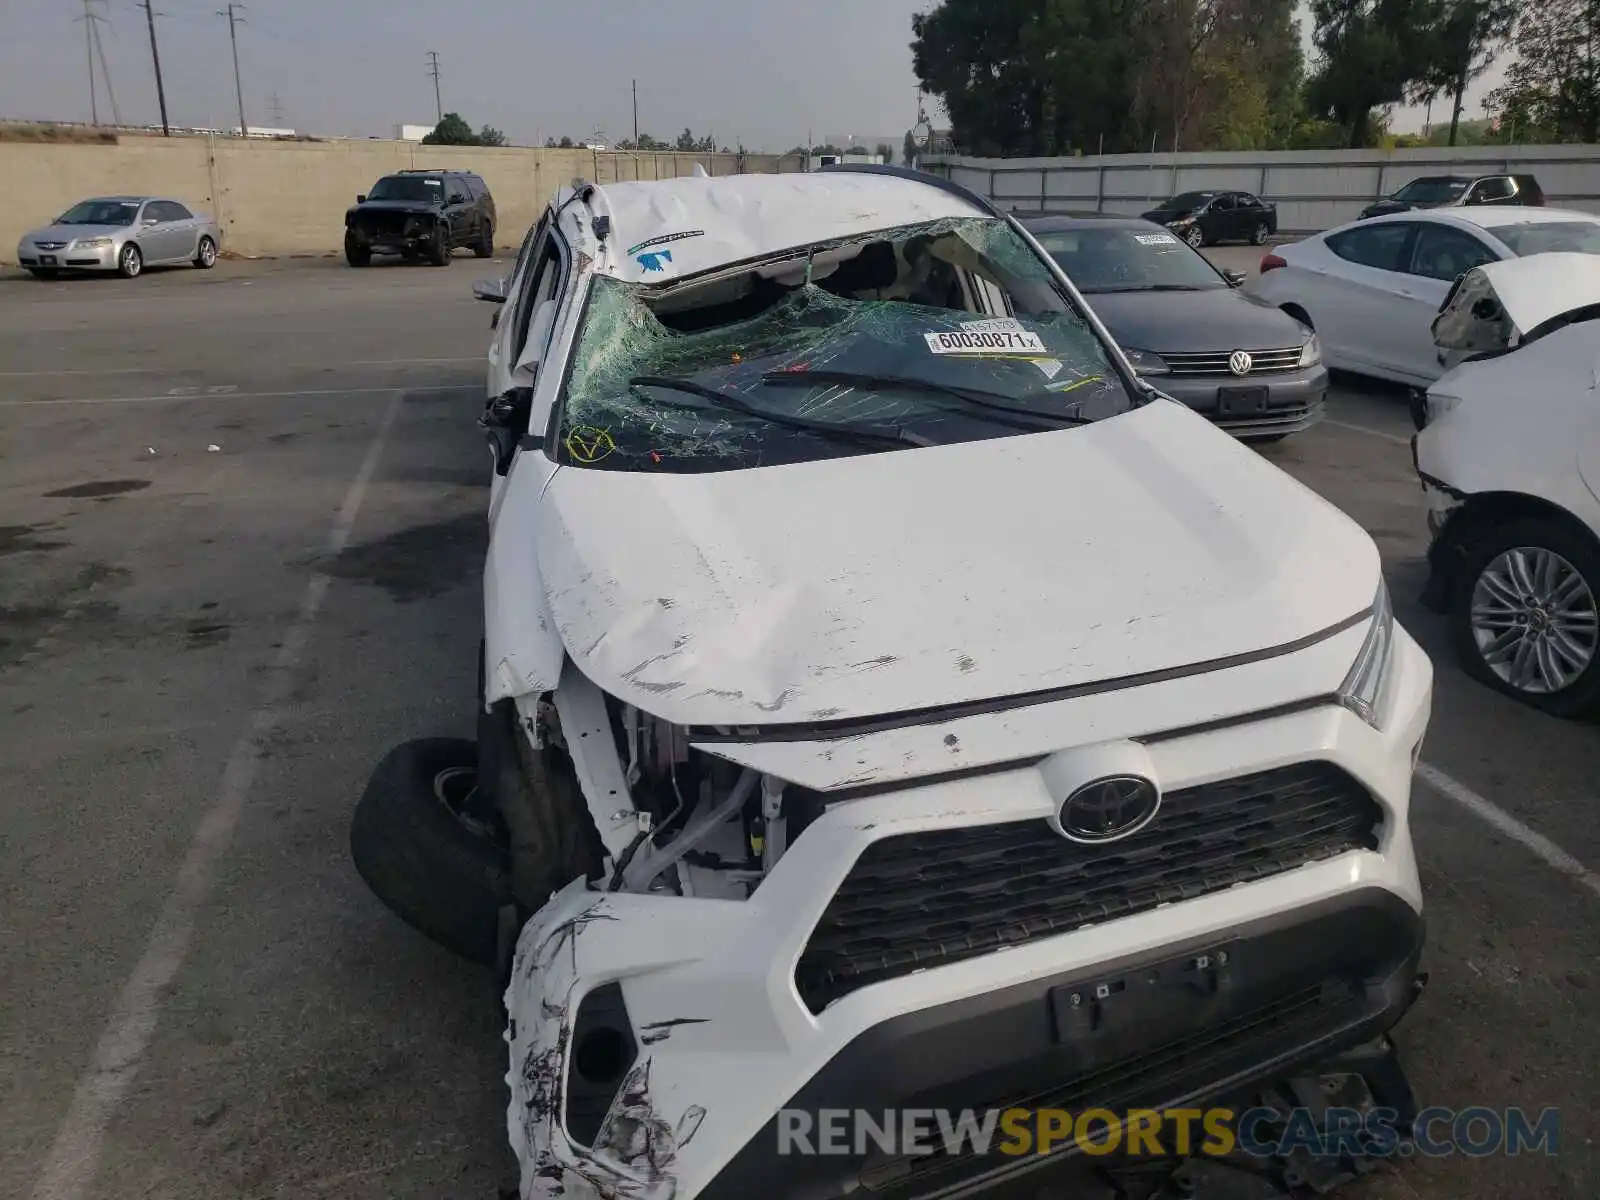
534, 402, 1378, 729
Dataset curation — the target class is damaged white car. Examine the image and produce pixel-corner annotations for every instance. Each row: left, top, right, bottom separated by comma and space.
352, 166, 1435, 1199
1414, 252, 1600, 716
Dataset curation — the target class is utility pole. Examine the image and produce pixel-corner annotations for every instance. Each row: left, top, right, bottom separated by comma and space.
218, 2, 247, 137
137, 0, 170, 136
90, 8, 121, 126
426, 51, 442, 123
632, 79, 638, 144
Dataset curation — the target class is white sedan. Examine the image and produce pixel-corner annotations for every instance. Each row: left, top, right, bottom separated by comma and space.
1414, 252, 1600, 715
1249, 207, 1600, 385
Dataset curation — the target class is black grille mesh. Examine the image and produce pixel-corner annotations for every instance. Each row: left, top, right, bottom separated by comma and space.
795, 762, 1382, 1013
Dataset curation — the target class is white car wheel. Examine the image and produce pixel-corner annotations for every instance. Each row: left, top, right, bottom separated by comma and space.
118, 244, 142, 278
195, 236, 218, 269
1184, 225, 1204, 249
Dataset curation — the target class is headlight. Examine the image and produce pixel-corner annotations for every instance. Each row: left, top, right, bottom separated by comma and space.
1298, 334, 1322, 368
74, 237, 113, 248
1167, 217, 1194, 229
1121, 348, 1170, 376
1338, 579, 1396, 730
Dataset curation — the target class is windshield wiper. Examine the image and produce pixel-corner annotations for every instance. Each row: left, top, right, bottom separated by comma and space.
760, 369, 1097, 427
627, 376, 921, 449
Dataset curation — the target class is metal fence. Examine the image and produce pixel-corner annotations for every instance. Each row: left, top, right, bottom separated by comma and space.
923, 145, 1600, 233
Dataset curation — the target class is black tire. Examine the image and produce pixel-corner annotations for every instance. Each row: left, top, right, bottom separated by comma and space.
344, 235, 371, 267
475, 223, 494, 259
1184, 225, 1205, 249
1251, 221, 1270, 246
1448, 516, 1600, 718
426, 223, 451, 266
193, 235, 218, 269
28, 268, 59, 280
117, 243, 142, 278
350, 737, 511, 965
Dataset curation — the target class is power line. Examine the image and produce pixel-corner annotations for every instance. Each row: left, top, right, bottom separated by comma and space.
136, 0, 171, 136
218, 2, 246, 136
425, 50, 441, 123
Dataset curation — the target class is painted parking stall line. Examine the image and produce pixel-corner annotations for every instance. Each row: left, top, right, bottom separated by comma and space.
27, 391, 405, 1200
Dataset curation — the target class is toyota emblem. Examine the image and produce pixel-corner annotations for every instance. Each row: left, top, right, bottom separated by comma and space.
1057, 775, 1161, 844
1228, 350, 1254, 376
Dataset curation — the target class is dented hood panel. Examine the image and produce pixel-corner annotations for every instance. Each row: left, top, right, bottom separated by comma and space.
535, 401, 1378, 726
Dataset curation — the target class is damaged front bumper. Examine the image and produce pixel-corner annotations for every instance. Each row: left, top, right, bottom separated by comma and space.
345, 215, 438, 252
503, 628, 1433, 1200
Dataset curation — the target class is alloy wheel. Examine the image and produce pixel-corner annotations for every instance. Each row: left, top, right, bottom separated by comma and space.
1470, 546, 1599, 694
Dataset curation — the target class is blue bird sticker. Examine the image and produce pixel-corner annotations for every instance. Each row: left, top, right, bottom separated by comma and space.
637, 249, 673, 272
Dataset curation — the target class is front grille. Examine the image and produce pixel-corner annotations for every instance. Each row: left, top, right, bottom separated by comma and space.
34, 241, 68, 251
357, 214, 412, 239
795, 762, 1382, 1013
1161, 347, 1303, 376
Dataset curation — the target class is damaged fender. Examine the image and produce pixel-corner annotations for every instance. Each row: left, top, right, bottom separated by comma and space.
505, 880, 716, 1200
484, 460, 566, 707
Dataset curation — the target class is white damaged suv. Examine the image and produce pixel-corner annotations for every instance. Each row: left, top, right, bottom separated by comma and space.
351, 166, 1434, 1199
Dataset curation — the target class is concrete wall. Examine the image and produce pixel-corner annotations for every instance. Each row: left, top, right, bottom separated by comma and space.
1, 135, 805, 262
924, 144, 1600, 233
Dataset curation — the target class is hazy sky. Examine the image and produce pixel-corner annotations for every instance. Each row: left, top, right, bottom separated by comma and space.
0, 0, 1504, 147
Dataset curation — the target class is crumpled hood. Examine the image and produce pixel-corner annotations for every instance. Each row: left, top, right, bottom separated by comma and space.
535, 401, 1378, 727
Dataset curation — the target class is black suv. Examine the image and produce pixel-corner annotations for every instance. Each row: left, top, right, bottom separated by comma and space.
344, 169, 496, 266
1359, 173, 1544, 220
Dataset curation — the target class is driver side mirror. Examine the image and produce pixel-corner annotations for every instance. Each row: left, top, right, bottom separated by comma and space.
356, 194, 366, 204
1223, 269, 1247, 287
473, 278, 508, 304
481, 386, 534, 476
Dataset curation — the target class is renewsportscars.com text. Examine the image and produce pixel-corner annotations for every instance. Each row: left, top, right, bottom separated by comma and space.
776, 1106, 1560, 1159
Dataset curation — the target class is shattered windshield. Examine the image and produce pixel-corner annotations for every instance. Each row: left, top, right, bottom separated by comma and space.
553, 216, 1143, 474
1495, 222, 1600, 257
365, 176, 444, 202
1033, 225, 1226, 292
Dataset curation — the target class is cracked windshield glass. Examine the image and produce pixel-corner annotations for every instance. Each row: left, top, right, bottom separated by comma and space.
555, 216, 1144, 473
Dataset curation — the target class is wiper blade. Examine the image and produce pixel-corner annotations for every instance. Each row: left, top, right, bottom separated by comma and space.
760, 369, 1096, 427
627, 375, 920, 449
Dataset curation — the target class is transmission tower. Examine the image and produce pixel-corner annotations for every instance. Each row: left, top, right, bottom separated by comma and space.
74, 0, 119, 125
268, 93, 284, 125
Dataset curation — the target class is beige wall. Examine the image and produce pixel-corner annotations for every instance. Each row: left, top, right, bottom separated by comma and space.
2, 135, 804, 262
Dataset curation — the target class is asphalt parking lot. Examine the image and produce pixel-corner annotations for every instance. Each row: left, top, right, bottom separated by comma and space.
1, 245, 1596, 1200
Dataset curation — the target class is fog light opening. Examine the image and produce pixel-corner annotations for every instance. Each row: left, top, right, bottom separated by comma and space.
573, 1025, 629, 1085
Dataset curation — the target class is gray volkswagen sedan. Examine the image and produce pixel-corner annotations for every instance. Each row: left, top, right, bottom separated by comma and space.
17, 196, 222, 280
1023, 213, 1326, 440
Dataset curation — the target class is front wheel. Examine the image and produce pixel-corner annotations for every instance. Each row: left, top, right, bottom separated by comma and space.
426, 224, 451, 266
474, 223, 494, 259
1184, 225, 1205, 249
344, 234, 371, 267
193, 235, 218, 269
1251, 222, 1270, 246
117, 243, 142, 278
1449, 516, 1600, 717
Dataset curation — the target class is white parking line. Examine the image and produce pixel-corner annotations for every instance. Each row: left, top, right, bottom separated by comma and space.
1326, 418, 1411, 446
28, 392, 404, 1200
0, 384, 478, 408
1417, 761, 1600, 900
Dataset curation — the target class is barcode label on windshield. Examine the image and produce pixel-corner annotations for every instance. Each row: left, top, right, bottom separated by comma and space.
1134, 232, 1178, 245
925, 330, 1047, 355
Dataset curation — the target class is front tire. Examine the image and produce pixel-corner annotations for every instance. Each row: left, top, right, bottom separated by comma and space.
193, 235, 218, 269
344, 234, 371, 267
474, 223, 494, 259
1449, 516, 1600, 717
1251, 221, 1270, 246
426, 223, 451, 266
117, 244, 142, 278
350, 737, 512, 966
1184, 225, 1205, 249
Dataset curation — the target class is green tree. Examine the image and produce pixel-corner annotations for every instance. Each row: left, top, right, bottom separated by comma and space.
1306, 0, 1445, 146
903, 130, 919, 165
876, 141, 896, 163
1487, 0, 1599, 141
1408, 0, 1520, 145
477, 125, 508, 147
421, 112, 477, 145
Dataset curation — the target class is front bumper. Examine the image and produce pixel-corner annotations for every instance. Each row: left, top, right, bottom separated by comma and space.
505, 627, 1432, 1200
1154, 365, 1328, 438
346, 216, 439, 252
17, 240, 118, 270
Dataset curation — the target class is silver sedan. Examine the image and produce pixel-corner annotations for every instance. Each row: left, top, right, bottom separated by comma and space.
16, 196, 223, 280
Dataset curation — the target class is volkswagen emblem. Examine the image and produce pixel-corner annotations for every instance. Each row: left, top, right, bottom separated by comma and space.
1228, 350, 1254, 376
1057, 775, 1161, 844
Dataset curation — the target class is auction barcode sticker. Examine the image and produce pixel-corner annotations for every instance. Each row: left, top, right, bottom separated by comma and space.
925, 329, 1048, 355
